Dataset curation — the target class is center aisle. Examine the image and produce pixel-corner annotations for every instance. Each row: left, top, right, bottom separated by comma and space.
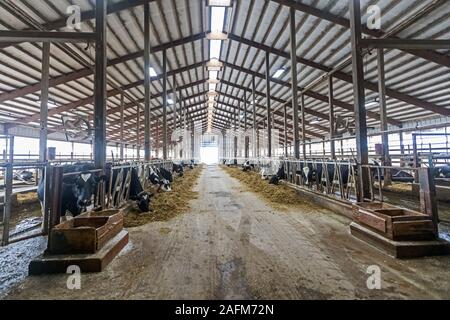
5, 165, 450, 300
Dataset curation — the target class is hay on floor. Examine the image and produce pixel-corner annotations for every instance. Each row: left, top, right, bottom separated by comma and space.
124, 166, 202, 228
222, 165, 312, 211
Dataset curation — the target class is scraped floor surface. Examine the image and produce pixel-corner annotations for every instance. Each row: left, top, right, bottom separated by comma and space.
4, 165, 450, 299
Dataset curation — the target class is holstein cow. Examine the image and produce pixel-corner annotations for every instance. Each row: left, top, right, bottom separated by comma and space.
14, 170, 34, 182
435, 165, 450, 178
269, 164, 287, 185
173, 163, 184, 177
242, 160, 255, 172
37, 163, 106, 218
148, 166, 172, 192
105, 164, 153, 212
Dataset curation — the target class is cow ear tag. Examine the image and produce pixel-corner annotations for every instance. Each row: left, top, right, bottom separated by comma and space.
81, 173, 91, 182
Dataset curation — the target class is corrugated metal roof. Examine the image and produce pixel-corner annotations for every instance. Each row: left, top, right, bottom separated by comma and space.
0, 0, 448, 145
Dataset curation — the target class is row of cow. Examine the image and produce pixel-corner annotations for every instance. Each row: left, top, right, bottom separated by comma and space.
241, 159, 421, 187
243, 159, 450, 182
37, 160, 196, 220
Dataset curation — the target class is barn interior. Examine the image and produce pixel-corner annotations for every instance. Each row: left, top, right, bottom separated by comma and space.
0, 0, 450, 300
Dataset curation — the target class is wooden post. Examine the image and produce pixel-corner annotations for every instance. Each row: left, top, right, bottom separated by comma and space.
418, 168, 439, 236
349, 0, 370, 201
94, 0, 107, 169
290, 7, 300, 159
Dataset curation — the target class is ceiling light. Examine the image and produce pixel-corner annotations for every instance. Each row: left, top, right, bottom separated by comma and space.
207, 90, 218, 98
167, 99, 174, 105
207, 78, 220, 84
206, 31, 228, 40
149, 67, 157, 77
207, 0, 232, 7
365, 98, 379, 108
310, 118, 321, 125
273, 68, 285, 79
206, 58, 223, 72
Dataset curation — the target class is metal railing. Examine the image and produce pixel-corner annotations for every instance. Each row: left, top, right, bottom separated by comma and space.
221, 156, 444, 224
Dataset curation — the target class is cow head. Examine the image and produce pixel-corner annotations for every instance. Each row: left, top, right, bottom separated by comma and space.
160, 179, 172, 192
72, 172, 106, 210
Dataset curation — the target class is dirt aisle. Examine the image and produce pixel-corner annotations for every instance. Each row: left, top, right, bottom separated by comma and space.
4, 165, 450, 299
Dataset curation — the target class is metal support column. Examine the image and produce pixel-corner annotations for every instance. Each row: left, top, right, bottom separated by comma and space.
144, 2, 151, 161
120, 93, 125, 160
94, 0, 107, 169
349, 0, 370, 201
300, 93, 307, 159
1, 136, 14, 246
265, 51, 272, 158
290, 7, 300, 159
284, 104, 288, 156
252, 75, 257, 158
136, 103, 141, 159
328, 76, 335, 159
173, 74, 177, 133
39, 42, 50, 164
377, 48, 392, 185
162, 49, 168, 160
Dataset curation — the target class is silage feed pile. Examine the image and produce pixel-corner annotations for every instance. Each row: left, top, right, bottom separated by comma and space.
124, 165, 203, 228
222, 165, 309, 210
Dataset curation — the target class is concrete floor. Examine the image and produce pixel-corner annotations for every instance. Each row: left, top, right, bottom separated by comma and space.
3, 165, 450, 300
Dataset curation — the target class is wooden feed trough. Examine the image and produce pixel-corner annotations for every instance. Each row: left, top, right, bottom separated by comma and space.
48, 210, 124, 254
352, 202, 437, 241
351, 202, 450, 259
29, 209, 129, 275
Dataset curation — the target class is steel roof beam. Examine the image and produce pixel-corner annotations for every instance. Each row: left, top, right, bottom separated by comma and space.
270, 0, 450, 68
0, 31, 97, 43
228, 34, 450, 117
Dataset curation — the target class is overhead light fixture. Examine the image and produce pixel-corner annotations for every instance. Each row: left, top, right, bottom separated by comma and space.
273, 68, 285, 79
365, 98, 379, 108
149, 67, 157, 77
310, 118, 321, 125
207, 90, 218, 98
207, 0, 233, 7
167, 99, 174, 105
207, 78, 220, 84
206, 31, 228, 40
206, 58, 223, 72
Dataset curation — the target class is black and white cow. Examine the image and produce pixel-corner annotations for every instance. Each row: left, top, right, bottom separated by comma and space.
435, 165, 450, 178
242, 160, 255, 172
37, 163, 106, 218
269, 164, 287, 185
173, 163, 184, 177
105, 164, 153, 212
14, 170, 34, 182
148, 166, 172, 192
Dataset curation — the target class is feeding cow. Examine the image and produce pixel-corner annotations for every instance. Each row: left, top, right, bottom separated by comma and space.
105, 164, 153, 212
37, 163, 106, 219
173, 163, 184, 177
148, 166, 172, 192
242, 160, 255, 172
435, 165, 450, 178
269, 164, 287, 185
